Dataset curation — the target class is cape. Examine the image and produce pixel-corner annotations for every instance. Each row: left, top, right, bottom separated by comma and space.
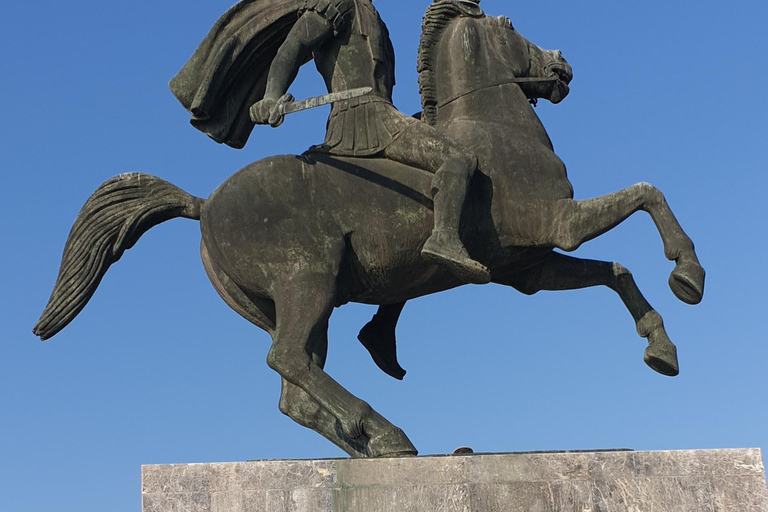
170, 0, 307, 149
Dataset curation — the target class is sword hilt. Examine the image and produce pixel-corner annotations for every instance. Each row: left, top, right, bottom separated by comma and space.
269, 93, 294, 128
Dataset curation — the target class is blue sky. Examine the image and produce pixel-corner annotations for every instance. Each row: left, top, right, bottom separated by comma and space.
2, 0, 766, 510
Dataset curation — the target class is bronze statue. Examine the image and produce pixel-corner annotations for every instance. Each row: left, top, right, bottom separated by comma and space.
178, 0, 490, 285
34, 0, 704, 458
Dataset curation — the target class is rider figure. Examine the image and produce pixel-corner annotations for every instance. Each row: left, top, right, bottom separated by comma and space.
250, 0, 490, 285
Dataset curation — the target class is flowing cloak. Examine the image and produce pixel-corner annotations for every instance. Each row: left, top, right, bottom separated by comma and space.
170, 0, 307, 149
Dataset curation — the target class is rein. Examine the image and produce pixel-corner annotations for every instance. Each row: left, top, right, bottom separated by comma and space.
436, 76, 559, 108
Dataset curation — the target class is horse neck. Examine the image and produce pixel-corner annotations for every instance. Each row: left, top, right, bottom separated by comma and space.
438, 83, 545, 130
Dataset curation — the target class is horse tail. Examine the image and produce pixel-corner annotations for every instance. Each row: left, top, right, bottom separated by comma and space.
33, 172, 205, 340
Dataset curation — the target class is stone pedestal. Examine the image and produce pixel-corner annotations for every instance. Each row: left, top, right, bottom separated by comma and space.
142, 448, 768, 511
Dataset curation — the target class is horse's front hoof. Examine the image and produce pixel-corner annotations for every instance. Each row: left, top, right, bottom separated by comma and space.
644, 330, 679, 377
669, 261, 705, 305
366, 427, 418, 458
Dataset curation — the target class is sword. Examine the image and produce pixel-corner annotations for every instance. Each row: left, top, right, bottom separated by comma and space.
259, 87, 373, 127
281, 87, 372, 115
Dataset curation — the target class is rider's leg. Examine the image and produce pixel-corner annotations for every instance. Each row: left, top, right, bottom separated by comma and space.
358, 301, 407, 380
383, 123, 490, 284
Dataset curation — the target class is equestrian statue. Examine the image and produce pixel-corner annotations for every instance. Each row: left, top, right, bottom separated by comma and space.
34, 0, 705, 458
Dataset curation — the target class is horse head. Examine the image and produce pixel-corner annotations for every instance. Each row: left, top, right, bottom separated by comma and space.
419, 5, 573, 126
517, 30, 573, 105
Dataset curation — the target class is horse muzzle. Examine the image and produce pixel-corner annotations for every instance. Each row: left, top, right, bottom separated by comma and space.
545, 62, 573, 104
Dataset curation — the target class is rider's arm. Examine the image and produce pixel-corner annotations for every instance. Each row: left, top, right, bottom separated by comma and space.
251, 11, 333, 125
264, 11, 333, 101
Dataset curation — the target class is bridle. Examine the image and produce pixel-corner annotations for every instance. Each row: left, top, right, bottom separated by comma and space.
436, 75, 561, 109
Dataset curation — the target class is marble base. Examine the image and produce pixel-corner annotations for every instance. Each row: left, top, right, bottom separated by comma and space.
142, 449, 768, 512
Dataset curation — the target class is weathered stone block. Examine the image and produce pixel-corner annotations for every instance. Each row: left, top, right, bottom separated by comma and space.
142, 449, 768, 512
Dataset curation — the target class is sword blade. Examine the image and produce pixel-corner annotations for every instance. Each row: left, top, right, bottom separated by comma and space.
280, 87, 373, 115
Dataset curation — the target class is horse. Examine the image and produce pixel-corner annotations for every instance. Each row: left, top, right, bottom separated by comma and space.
34, 6, 704, 459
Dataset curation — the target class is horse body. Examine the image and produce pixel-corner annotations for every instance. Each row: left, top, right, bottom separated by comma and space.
201, 154, 463, 311
200, 14, 576, 314
35, 7, 705, 459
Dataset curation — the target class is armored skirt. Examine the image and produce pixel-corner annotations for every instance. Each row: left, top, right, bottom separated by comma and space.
316, 95, 418, 157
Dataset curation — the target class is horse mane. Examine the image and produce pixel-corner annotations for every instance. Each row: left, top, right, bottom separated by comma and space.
418, 0, 484, 126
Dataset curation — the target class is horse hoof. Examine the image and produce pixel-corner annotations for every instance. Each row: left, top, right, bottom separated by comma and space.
366, 427, 418, 458
669, 261, 705, 305
644, 334, 679, 377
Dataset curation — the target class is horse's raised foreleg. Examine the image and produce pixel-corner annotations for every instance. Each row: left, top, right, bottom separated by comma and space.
550, 183, 704, 305
268, 270, 417, 458
506, 252, 679, 376
358, 302, 407, 380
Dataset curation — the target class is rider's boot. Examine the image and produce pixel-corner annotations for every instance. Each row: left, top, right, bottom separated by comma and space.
421, 167, 491, 285
358, 311, 406, 380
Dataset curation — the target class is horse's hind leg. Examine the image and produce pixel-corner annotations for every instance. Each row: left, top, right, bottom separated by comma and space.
507, 252, 679, 376
268, 265, 417, 457
277, 321, 370, 457
201, 243, 276, 332
279, 379, 370, 456
550, 183, 704, 305
204, 243, 372, 455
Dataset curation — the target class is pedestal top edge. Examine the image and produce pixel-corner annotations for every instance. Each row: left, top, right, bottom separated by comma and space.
140, 447, 763, 469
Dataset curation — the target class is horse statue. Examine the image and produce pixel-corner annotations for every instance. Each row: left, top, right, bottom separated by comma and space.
33, 3, 704, 458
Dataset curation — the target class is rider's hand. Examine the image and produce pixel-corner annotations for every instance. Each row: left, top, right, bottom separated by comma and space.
250, 93, 294, 128
250, 98, 277, 125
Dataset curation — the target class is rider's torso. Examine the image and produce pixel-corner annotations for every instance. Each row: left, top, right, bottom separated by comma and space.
314, 31, 394, 99
311, 0, 395, 99
306, 0, 413, 156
